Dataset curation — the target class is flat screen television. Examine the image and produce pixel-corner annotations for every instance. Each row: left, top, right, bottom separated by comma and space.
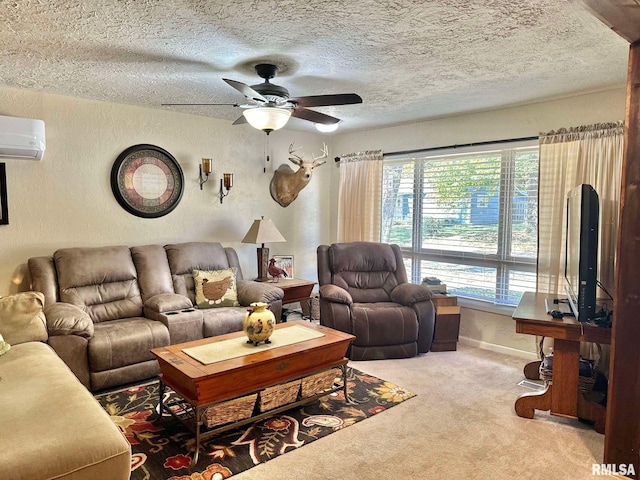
564, 184, 599, 322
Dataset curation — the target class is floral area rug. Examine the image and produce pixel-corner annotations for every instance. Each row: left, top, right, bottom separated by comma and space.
95, 367, 415, 480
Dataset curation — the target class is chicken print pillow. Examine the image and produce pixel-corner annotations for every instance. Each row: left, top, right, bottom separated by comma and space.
193, 268, 240, 308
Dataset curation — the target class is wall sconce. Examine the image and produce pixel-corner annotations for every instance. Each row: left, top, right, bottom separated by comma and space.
219, 173, 233, 203
199, 158, 212, 190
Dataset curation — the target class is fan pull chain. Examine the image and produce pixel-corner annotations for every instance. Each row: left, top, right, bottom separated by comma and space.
264, 134, 270, 173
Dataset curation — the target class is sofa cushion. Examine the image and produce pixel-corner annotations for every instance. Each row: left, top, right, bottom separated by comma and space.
89, 317, 169, 372
193, 268, 240, 308
131, 244, 175, 301
54, 246, 143, 322
202, 307, 247, 337
328, 242, 400, 303
0, 342, 131, 479
350, 302, 419, 347
165, 242, 235, 302
0, 291, 47, 345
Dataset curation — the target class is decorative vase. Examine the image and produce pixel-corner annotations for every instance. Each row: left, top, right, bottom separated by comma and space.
243, 302, 275, 346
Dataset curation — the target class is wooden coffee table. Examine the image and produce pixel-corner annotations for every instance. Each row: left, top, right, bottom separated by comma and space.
151, 321, 354, 462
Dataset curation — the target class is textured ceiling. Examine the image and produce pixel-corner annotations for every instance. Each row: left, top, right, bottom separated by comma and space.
0, 0, 631, 133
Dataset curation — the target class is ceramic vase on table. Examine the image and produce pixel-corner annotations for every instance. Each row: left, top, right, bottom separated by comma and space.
243, 302, 275, 346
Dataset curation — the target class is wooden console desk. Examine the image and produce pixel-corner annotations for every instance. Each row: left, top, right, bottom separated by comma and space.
513, 292, 611, 433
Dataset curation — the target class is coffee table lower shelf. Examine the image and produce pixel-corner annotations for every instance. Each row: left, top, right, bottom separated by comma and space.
155, 361, 352, 464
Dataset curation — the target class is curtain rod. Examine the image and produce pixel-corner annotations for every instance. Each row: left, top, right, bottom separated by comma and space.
383, 136, 539, 158
333, 136, 538, 162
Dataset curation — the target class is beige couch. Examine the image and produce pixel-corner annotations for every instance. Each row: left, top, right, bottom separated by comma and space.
28, 241, 284, 392
0, 292, 131, 480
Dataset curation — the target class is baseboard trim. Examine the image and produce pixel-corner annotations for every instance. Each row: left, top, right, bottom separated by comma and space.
458, 336, 538, 361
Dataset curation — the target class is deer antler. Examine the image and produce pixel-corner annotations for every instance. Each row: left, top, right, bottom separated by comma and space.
312, 142, 328, 166
288, 142, 304, 166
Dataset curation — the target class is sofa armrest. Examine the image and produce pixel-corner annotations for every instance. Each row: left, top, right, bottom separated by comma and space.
44, 303, 94, 339
237, 280, 284, 306
390, 283, 433, 306
319, 284, 353, 305
144, 293, 193, 315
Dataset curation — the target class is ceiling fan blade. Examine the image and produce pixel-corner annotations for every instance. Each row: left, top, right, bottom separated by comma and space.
223, 78, 267, 103
289, 93, 362, 108
232, 114, 248, 125
291, 107, 340, 125
161, 103, 239, 106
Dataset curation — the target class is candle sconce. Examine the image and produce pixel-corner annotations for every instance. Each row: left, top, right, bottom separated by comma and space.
219, 173, 233, 204
199, 158, 212, 190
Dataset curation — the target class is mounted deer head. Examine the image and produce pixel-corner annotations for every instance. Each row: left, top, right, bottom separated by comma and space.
269, 142, 328, 207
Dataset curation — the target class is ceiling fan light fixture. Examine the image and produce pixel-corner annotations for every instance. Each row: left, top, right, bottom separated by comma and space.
243, 107, 291, 133
315, 122, 340, 133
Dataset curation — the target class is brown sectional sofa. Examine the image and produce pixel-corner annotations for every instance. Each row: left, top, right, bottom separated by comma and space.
28, 241, 285, 392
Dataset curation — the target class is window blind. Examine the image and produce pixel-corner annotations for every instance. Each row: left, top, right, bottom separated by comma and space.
382, 143, 539, 305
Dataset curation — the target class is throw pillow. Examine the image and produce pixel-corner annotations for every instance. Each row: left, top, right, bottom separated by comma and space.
193, 268, 240, 309
0, 334, 10, 355
0, 291, 48, 345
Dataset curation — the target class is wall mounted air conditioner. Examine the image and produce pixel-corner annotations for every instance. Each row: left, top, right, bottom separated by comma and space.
0, 115, 46, 161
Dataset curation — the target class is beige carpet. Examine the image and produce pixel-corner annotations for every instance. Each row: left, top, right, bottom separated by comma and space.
232, 343, 605, 480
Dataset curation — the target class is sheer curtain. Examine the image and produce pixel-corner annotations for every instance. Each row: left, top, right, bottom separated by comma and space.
537, 121, 624, 367
336, 150, 383, 242
537, 121, 624, 297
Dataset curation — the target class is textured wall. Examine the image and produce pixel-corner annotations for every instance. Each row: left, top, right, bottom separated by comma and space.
0, 85, 330, 295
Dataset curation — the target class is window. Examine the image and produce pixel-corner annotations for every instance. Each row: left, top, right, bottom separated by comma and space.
381, 142, 539, 306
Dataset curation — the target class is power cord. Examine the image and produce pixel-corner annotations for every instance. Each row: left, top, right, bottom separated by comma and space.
596, 280, 614, 300
587, 304, 613, 328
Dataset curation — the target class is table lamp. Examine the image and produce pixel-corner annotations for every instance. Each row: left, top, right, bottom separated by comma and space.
241, 217, 286, 281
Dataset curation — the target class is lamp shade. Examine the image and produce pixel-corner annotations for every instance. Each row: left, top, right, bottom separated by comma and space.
241, 218, 286, 245
243, 107, 291, 132
242, 218, 286, 282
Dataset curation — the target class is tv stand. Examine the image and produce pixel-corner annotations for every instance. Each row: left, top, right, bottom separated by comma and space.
513, 292, 611, 433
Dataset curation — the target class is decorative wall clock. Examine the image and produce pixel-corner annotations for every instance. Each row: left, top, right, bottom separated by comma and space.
110, 144, 184, 218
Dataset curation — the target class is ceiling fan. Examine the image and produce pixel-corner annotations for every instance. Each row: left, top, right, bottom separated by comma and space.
162, 63, 362, 134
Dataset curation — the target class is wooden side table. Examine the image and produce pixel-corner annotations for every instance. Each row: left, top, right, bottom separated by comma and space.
431, 294, 461, 351
431, 293, 458, 307
270, 278, 317, 321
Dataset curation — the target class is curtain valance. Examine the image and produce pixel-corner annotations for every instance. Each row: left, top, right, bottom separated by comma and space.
539, 121, 624, 144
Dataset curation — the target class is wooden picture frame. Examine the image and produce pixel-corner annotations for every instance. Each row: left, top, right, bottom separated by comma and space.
110, 144, 184, 218
272, 255, 294, 279
0, 163, 8, 225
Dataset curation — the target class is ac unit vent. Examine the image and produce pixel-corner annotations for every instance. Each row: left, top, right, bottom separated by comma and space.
0, 115, 46, 161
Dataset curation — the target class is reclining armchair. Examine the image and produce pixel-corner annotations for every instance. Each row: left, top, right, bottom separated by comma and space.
317, 242, 436, 360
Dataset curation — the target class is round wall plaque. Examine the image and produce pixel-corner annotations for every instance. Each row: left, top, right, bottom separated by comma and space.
110, 144, 184, 218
